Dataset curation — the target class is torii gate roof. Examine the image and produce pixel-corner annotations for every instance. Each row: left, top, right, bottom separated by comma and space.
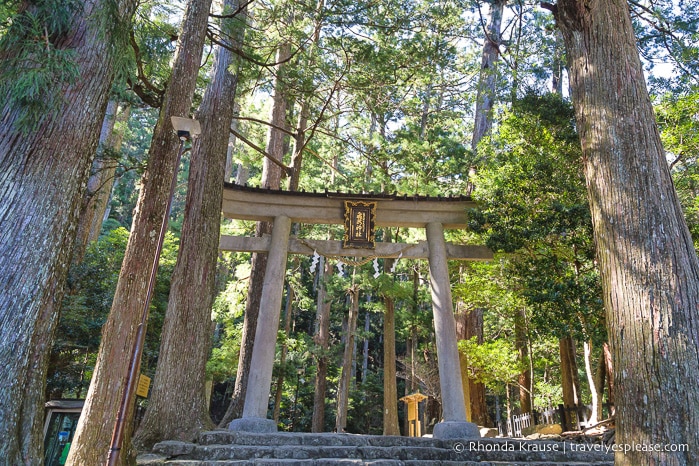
222, 183, 476, 229
220, 184, 492, 261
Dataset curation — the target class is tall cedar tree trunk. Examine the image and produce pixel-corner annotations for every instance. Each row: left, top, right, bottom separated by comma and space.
73, 101, 130, 263
312, 257, 332, 432
551, 1, 699, 462
471, 0, 506, 153
133, 0, 245, 449
559, 336, 580, 429
68, 1, 212, 463
383, 250, 400, 435
383, 296, 400, 435
273, 286, 294, 423
514, 307, 532, 414
456, 306, 492, 426
362, 308, 370, 385
336, 285, 359, 432
551, 30, 565, 95
220, 41, 291, 426
0, 0, 136, 462
288, 0, 324, 192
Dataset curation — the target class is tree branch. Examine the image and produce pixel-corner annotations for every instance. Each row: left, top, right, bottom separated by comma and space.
128, 30, 164, 108
209, 0, 254, 19
229, 127, 292, 176
206, 28, 301, 68
232, 116, 298, 138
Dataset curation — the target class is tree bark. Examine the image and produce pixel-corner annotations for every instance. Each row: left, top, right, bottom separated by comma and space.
559, 336, 580, 426
553, 1, 699, 463
471, 0, 507, 153
68, 1, 212, 464
382, 251, 400, 436
382, 296, 400, 435
602, 342, 614, 410
311, 257, 332, 432
273, 285, 294, 424
456, 303, 492, 426
336, 285, 359, 432
514, 307, 532, 414
0, 0, 136, 463
73, 101, 130, 263
132, 0, 245, 449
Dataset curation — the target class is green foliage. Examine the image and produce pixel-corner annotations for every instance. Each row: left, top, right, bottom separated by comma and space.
469, 92, 585, 253
656, 91, 699, 245
126, 1, 179, 94
469, 92, 604, 343
631, 0, 699, 93
107, 106, 158, 229
0, 0, 82, 130
458, 337, 522, 392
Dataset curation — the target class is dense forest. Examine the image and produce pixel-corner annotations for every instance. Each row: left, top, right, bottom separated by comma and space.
1, 0, 699, 465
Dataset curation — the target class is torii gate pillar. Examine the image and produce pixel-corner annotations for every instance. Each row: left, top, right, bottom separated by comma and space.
229, 214, 292, 433
426, 222, 480, 439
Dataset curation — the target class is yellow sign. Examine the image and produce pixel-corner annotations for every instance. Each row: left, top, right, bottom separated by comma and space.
136, 374, 151, 398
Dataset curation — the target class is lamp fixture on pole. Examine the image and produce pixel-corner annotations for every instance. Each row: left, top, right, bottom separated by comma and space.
171, 116, 201, 140
107, 116, 200, 466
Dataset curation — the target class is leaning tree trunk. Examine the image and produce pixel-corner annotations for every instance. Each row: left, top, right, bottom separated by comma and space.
132, 0, 245, 449
73, 100, 130, 263
67, 0, 212, 464
0, 0, 136, 463
551, 2, 699, 463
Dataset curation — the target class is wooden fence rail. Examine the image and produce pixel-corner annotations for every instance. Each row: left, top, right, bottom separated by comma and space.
505, 403, 615, 437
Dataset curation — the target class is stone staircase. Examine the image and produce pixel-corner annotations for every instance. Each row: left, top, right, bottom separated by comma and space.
137, 430, 614, 466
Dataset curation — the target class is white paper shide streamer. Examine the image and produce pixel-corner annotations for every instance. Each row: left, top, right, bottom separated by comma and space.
390, 252, 403, 273
309, 250, 320, 274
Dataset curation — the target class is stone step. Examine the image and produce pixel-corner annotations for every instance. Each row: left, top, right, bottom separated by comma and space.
142, 459, 613, 466
138, 430, 614, 466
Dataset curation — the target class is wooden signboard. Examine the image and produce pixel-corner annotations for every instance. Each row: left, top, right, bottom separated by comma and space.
343, 200, 376, 249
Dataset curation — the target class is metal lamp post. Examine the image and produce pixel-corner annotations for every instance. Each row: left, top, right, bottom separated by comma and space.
107, 116, 200, 466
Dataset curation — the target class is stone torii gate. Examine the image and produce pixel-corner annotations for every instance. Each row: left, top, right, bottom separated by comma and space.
221, 184, 492, 439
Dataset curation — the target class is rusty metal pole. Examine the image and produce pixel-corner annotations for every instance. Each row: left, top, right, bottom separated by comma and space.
107, 117, 198, 465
